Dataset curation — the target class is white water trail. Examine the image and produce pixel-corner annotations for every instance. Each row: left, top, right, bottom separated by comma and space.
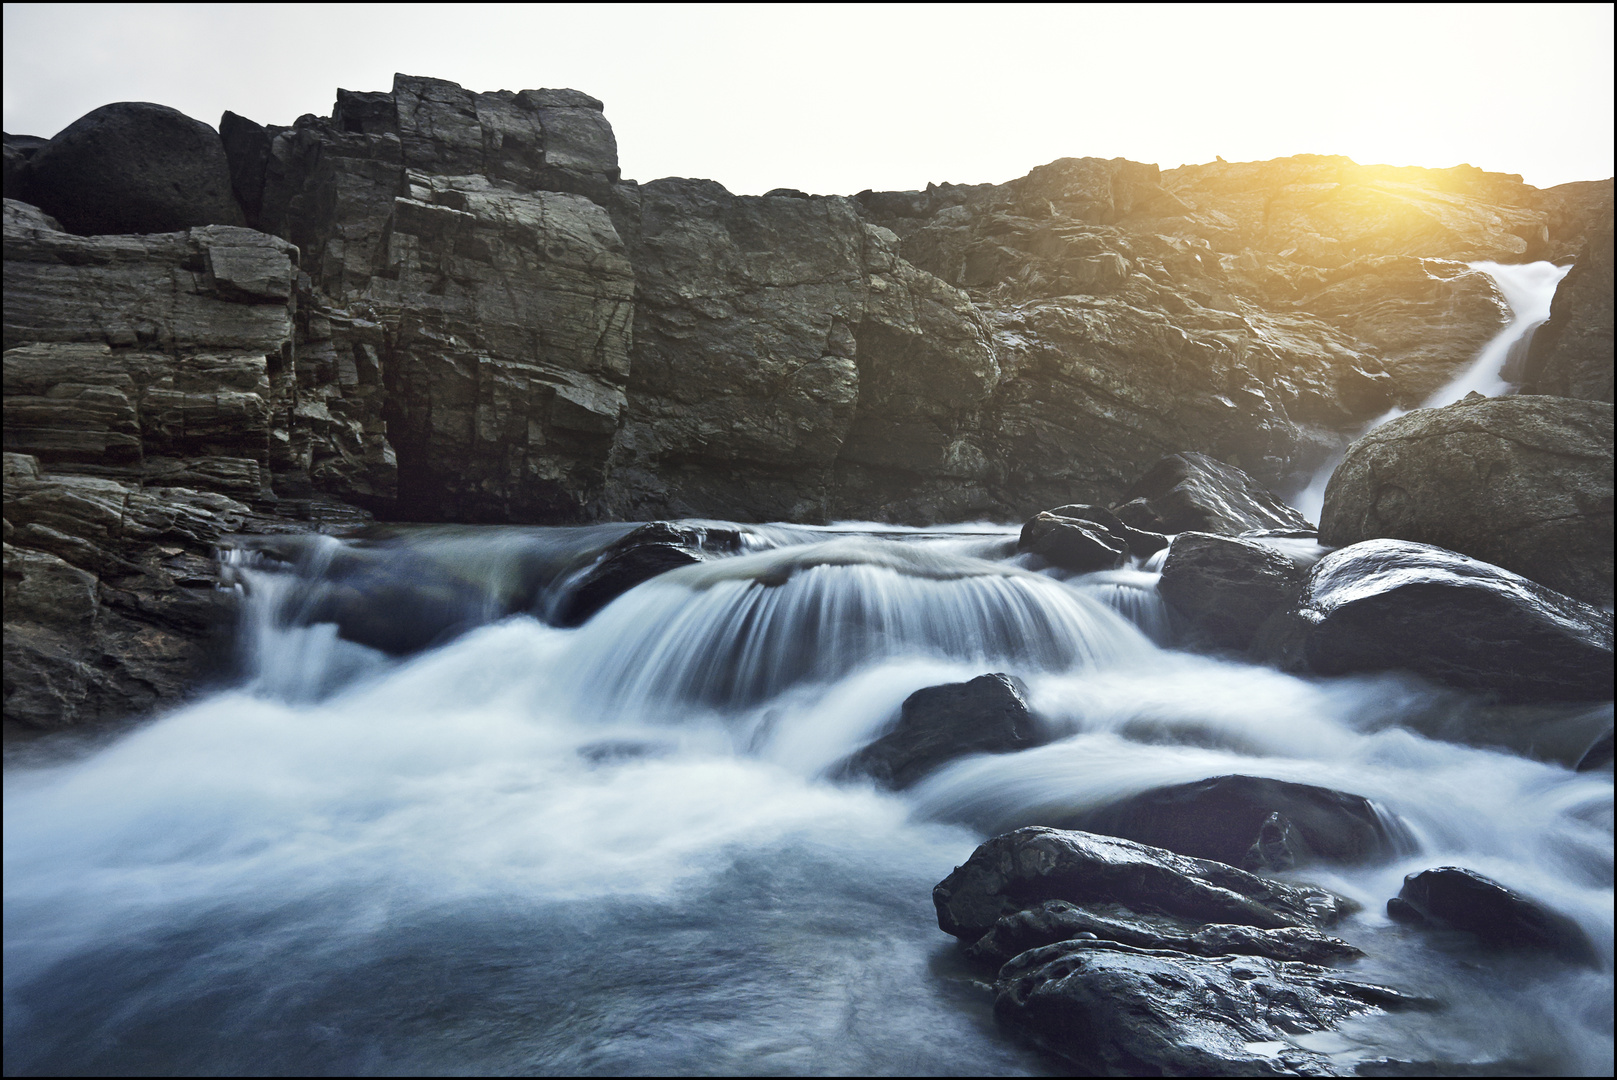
1290, 260, 1571, 524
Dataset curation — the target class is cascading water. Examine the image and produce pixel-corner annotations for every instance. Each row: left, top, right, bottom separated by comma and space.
4, 523, 1612, 1075
1291, 260, 1572, 524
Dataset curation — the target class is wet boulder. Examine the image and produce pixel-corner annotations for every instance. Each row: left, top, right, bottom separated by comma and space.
553, 522, 740, 627
1074, 775, 1412, 871
1157, 533, 1307, 651
1120, 451, 1314, 536
965, 897, 1362, 968
995, 938, 1431, 1077
933, 826, 1352, 945
1257, 538, 1613, 703
838, 673, 1041, 790
25, 102, 246, 235
1045, 503, 1167, 558
1015, 512, 1127, 572
1319, 394, 1614, 607
1388, 867, 1598, 966
1575, 726, 1614, 771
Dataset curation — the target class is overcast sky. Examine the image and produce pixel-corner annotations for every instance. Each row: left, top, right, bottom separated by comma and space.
4, 3, 1613, 194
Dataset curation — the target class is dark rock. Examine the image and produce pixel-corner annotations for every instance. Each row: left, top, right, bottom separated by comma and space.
1073, 775, 1413, 870
838, 673, 1040, 790
1319, 394, 1614, 607
1575, 726, 1613, 771
553, 522, 740, 627
1157, 532, 1306, 651
3, 133, 47, 202
25, 103, 246, 235
965, 897, 1362, 967
933, 826, 1352, 945
1046, 503, 1167, 557
1015, 512, 1127, 572
1521, 214, 1614, 403
994, 937, 1432, 1077
1123, 452, 1314, 535
1257, 538, 1613, 704
1389, 867, 1598, 966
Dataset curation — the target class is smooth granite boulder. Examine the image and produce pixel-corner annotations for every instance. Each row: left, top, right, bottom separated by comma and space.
1320, 394, 1614, 607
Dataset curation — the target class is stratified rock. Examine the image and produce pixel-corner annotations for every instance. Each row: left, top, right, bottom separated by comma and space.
1257, 539, 1613, 704
994, 937, 1430, 1077
1521, 215, 1614, 403
1074, 775, 1412, 870
24, 103, 245, 235
1157, 532, 1305, 651
934, 826, 1350, 944
553, 522, 741, 627
965, 897, 1362, 967
1388, 867, 1598, 966
1319, 394, 1614, 607
838, 673, 1040, 790
1121, 452, 1314, 535
1015, 512, 1127, 572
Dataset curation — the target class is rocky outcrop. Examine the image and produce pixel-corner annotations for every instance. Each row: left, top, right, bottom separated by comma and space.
838, 673, 1040, 789
1319, 395, 1614, 607
1071, 775, 1412, 871
1258, 539, 1613, 703
1158, 532, 1307, 650
1388, 867, 1597, 966
1521, 215, 1614, 403
18, 103, 245, 235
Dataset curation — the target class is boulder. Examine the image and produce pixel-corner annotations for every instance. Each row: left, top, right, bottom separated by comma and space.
1121, 452, 1314, 535
1388, 867, 1597, 966
933, 826, 1352, 945
838, 673, 1040, 789
1521, 215, 1614, 403
965, 897, 1362, 967
994, 938, 1431, 1077
1072, 775, 1413, 871
553, 522, 741, 627
24, 103, 246, 235
1046, 503, 1167, 557
1015, 512, 1127, 572
1157, 532, 1306, 651
1257, 539, 1613, 704
3, 132, 47, 202
1319, 394, 1614, 607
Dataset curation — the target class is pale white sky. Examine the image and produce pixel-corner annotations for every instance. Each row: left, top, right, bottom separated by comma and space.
4, 3, 1613, 193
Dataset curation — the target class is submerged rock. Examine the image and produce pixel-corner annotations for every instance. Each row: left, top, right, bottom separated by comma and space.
1388, 867, 1598, 966
934, 826, 1351, 945
1257, 538, 1613, 703
1120, 452, 1314, 536
553, 522, 740, 627
838, 673, 1040, 790
1319, 395, 1614, 607
1157, 532, 1307, 651
24, 102, 246, 235
994, 937, 1431, 1076
1073, 775, 1412, 871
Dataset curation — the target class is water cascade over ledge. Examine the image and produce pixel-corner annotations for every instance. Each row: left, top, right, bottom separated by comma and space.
4, 523, 1612, 1075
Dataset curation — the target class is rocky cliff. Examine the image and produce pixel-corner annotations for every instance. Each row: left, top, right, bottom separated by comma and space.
4, 74, 1614, 729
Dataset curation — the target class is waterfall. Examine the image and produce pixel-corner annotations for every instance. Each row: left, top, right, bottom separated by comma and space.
1290, 260, 1571, 524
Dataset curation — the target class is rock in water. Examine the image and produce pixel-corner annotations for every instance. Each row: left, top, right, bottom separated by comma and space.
1257, 538, 1613, 704
1319, 394, 1614, 607
1074, 775, 1412, 870
838, 673, 1040, 789
933, 826, 1350, 944
994, 938, 1431, 1076
1121, 452, 1314, 535
24, 103, 246, 235
1015, 512, 1128, 572
1157, 532, 1306, 651
1388, 867, 1598, 966
1521, 214, 1614, 403
553, 522, 740, 627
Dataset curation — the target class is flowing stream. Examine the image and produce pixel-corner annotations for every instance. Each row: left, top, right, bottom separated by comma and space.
4, 522, 1611, 1075
1291, 260, 1571, 524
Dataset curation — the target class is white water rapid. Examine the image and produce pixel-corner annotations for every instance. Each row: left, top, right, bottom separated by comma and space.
1291, 260, 1572, 525
4, 524, 1612, 1075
